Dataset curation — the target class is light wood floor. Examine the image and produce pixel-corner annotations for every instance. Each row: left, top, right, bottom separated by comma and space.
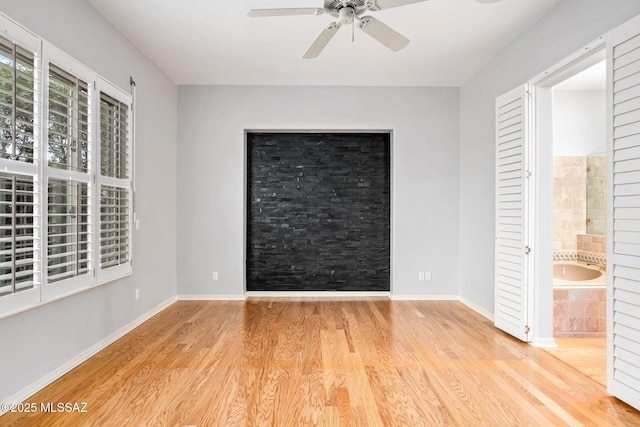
2, 299, 639, 426
544, 338, 607, 387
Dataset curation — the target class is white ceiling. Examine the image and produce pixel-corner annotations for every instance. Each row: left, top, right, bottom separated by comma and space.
87, 0, 561, 86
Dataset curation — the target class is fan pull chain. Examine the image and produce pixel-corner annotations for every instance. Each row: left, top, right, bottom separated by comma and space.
352, 20, 355, 43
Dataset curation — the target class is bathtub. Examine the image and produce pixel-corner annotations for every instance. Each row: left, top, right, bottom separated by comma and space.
553, 261, 607, 337
553, 261, 605, 288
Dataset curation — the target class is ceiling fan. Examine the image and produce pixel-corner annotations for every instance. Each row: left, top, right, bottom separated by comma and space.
248, 0, 502, 58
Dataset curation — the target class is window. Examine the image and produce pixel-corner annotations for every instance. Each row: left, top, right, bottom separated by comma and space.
100, 92, 129, 179
0, 20, 41, 316
42, 45, 97, 301
99, 185, 130, 268
0, 173, 35, 297
47, 179, 89, 283
0, 37, 36, 164
47, 64, 89, 172
0, 14, 133, 317
97, 80, 132, 283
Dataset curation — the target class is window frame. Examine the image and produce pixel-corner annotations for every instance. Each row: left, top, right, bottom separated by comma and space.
0, 13, 134, 318
0, 17, 42, 317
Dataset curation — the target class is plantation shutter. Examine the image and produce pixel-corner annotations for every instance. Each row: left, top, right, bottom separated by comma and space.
47, 179, 90, 282
0, 173, 35, 296
608, 14, 640, 410
41, 52, 96, 300
0, 26, 40, 315
99, 92, 129, 180
99, 185, 129, 269
47, 64, 89, 172
96, 79, 132, 283
494, 84, 530, 342
45, 61, 93, 288
0, 37, 36, 164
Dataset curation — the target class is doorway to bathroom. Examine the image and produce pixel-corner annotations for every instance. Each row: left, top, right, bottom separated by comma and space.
533, 47, 607, 385
496, 14, 640, 407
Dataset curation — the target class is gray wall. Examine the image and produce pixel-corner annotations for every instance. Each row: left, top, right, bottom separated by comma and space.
459, 0, 640, 313
0, 0, 178, 400
178, 86, 460, 297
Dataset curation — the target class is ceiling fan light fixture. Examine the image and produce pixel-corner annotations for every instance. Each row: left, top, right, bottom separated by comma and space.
338, 7, 356, 25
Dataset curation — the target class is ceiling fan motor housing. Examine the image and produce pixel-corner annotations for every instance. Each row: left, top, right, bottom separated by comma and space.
324, 0, 368, 18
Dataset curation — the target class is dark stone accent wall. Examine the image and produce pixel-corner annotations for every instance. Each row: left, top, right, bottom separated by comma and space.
246, 132, 390, 292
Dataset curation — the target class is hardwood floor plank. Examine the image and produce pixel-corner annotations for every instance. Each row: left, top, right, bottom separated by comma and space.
544, 338, 607, 386
1, 299, 639, 426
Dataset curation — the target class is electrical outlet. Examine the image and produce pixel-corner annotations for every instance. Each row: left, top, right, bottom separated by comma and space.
212, 272, 218, 281
425, 272, 432, 281
135, 288, 140, 300
419, 272, 425, 281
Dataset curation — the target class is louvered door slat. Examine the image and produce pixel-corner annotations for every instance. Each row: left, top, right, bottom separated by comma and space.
608, 13, 640, 411
494, 84, 529, 342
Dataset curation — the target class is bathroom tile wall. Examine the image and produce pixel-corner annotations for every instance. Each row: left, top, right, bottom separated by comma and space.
554, 287, 606, 337
577, 234, 607, 265
553, 157, 587, 254
577, 234, 606, 253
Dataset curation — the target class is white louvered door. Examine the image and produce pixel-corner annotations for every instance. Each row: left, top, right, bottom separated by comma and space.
608, 14, 640, 411
494, 84, 530, 342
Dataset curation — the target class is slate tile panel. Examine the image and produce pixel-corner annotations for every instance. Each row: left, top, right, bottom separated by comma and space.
246, 132, 391, 291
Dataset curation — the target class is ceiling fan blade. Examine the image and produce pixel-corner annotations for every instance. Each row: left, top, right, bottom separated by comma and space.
247, 8, 325, 17
365, 0, 429, 11
358, 16, 409, 52
476, 0, 502, 3
303, 22, 342, 59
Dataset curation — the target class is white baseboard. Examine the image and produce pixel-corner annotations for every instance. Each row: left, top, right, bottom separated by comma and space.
459, 297, 494, 321
531, 338, 557, 348
178, 294, 246, 301
0, 296, 177, 414
390, 294, 459, 301
245, 291, 390, 298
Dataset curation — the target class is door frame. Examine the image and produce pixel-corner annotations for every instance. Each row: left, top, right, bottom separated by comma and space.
527, 38, 607, 347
